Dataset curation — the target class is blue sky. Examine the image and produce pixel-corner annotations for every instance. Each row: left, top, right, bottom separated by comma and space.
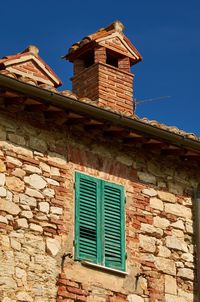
1, 1, 200, 134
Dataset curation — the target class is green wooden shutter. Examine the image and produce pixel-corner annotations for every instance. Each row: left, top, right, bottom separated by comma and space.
103, 182, 125, 271
75, 172, 100, 263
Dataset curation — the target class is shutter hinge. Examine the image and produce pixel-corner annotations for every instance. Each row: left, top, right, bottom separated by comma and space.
124, 196, 126, 203
125, 252, 127, 259
73, 240, 75, 246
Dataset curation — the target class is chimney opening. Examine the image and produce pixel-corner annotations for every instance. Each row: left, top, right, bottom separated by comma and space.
106, 50, 119, 68
82, 50, 94, 68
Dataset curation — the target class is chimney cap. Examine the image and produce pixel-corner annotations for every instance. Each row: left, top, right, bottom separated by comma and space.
64, 20, 142, 64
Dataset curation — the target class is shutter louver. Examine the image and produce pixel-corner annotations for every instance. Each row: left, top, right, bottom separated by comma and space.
75, 172, 125, 272
75, 173, 99, 263
103, 183, 125, 271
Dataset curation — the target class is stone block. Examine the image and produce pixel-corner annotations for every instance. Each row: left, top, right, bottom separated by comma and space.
157, 246, 171, 258
19, 194, 37, 207
24, 174, 46, 189
128, 294, 144, 302
23, 164, 42, 174
177, 268, 194, 280
21, 210, 33, 219
12, 167, 26, 179
16, 218, 28, 229
6, 190, 13, 201
50, 206, 63, 215
164, 203, 192, 219
0, 159, 6, 172
157, 191, 176, 203
2, 298, 13, 302
172, 229, 184, 238
46, 238, 61, 256
16, 291, 33, 302
43, 188, 55, 197
171, 220, 185, 230
8, 133, 26, 146
116, 154, 133, 166
6, 176, 24, 192
155, 257, 176, 275
0, 199, 20, 215
47, 152, 67, 165
10, 238, 21, 251
39, 162, 50, 173
0, 187, 7, 197
6, 156, 22, 167
165, 236, 188, 252
25, 188, 44, 199
16, 267, 26, 279
178, 289, 193, 301
181, 253, 193, 262
139, 234, 156, 252
0, 173, 6, 186
137, 172, 156, 184
39, 201, 49, 214
29, 136, 47, 153
142, 188, 157, 197
46, 178, 59, 186
30, 223, 43, 233
165, 275, 177, 295
153, 216, 170, 229
50, 167, 60, 176
140, 223, 163, 238
168, 182, 183, 195
0, 215, 8, 224
165, 294, 186, 302
185, 222, 193, 234
0, 276, 17, 290
150, 197, 163, 211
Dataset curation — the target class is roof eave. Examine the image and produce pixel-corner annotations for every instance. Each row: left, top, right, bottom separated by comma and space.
0, 73, 199, 152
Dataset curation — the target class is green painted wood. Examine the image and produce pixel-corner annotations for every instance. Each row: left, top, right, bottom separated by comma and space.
103, 182, 125, 271
75, 172, 100, 263
75, 172, 125, 271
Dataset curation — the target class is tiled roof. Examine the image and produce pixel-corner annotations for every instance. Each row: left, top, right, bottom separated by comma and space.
0, 43, 198, 144
0, 45, 62, 88
78, 98, 200, 142
65, 21, 142, 64
1, 69, 199, 142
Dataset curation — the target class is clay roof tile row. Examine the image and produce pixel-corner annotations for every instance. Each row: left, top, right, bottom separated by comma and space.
1, 67, 199, 142
1, 68, 199, 142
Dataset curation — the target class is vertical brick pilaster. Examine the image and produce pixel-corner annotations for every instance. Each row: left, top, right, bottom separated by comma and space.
94, 47, 106, 64
73, 59, 85, 75
118, 57, 130, 73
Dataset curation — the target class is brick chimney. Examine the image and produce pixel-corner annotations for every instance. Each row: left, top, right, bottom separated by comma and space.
65, 21, 142, 115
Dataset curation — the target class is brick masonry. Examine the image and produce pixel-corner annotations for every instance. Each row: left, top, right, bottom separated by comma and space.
0, 105, 198, 302
72, 62, 134, 114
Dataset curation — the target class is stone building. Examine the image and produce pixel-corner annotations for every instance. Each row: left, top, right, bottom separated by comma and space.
0, 21, 199, 302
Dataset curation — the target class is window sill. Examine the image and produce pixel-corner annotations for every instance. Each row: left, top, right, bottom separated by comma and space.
81, 261, 128, 276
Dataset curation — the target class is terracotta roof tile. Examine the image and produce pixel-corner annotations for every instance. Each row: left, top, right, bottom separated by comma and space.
56, 91, 200, 142
0, 46, 62, 88
1, 70, 199, 143
65, 20, 142, 63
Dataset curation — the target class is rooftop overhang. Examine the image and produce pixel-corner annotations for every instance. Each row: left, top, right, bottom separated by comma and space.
0, 74, 200, 160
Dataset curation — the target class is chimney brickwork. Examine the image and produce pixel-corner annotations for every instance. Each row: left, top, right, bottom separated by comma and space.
72, 62, 134, 113
66, 21, 142, 115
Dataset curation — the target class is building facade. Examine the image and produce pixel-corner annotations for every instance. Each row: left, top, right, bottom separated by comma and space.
0, 21, 199, 302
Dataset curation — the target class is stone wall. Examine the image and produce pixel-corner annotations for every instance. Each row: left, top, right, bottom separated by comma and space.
0, 108, 198, 302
